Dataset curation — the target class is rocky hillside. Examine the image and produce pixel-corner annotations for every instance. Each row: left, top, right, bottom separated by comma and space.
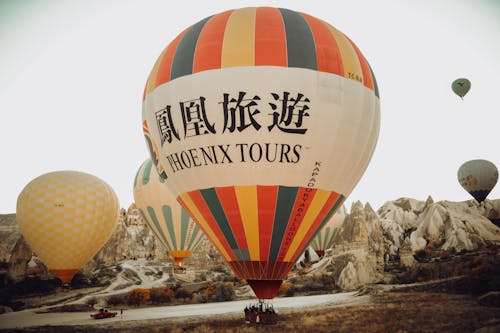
289, 198, 500, 292
1, 198, 499, 294
0, 205, 169, 284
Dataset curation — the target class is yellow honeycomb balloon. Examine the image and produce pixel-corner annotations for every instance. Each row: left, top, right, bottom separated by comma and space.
16, 171, 120, 284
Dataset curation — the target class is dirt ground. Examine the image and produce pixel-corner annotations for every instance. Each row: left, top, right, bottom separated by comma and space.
4, 291, 499, 333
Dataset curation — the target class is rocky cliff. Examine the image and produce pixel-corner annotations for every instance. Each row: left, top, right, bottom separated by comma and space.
0, 205, 171, 284
311, 198, 500, 291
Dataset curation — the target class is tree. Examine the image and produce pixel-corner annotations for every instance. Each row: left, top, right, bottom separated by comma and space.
150, 286, 174, 304
215, 282, 234, 302
127, 288, 151, 306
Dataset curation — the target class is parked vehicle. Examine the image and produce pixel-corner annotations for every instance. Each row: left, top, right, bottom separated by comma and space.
90, 308, 117, 319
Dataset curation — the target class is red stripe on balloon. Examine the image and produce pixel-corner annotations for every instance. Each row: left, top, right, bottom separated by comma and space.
254, 7, 287, 66
215, 186, 248, 250
257, 185, 278, 261
300, 12, 344, 76
154, 28, 189, 88
193, 10, 233, 73
290, 192, 342, 260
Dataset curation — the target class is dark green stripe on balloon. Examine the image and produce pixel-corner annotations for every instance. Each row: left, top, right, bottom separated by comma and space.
191, 232, 204, 252
279, 8, 317, 70
269, 186, 299, 262
199, 188, 239, 250
162, 205, 178, 249
133, 165, 140, 188
143, 207, 172, 251
187, 223, 200, 250
323, 227, 331, 249
327, 228, 337, 249
142, 159, 153, 185
171, 16, 212, 81
368, 63, 379, 98
317, 229, 324, 249
180, 208, 190, 250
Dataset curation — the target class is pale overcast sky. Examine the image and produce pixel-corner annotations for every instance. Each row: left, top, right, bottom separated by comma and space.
1, 0, 499, 213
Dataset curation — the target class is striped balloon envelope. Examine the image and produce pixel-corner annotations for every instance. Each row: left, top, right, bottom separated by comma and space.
309, 205, 348, 257
16, 171, 120, 284
142, 7, 380, 299
133, 159, 205, 266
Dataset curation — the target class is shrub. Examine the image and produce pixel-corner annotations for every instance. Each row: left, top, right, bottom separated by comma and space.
192, 292, 209, 303
215, 282, 234, 302
174, 288, 192, 300
201, 282, 216, 299
86, 297, 98, 307
127, 288, 151, 306
107, 294, 126, 306
150, 286, 175, 304
278, 282, 290, 296
414, 249, 427, 262
285, 287, 295, 297
0, 288, 13, 306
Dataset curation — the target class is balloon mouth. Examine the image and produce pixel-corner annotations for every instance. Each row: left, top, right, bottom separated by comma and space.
51, 269, 79, 284
169, 250, 192, 266
247, 279, 283, 299
469, 190, 491, 203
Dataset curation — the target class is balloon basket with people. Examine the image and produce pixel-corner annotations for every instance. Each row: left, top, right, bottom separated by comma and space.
244, 300, 278, 325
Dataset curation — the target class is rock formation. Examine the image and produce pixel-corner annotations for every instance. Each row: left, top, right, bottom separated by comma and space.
328, 201, 385, 291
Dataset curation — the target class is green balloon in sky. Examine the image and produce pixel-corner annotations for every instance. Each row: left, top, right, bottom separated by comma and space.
451, 78, 471, 99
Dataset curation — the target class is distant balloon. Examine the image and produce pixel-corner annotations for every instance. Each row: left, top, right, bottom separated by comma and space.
457, 160, 498, 203
16, 171, 119, 284
133, 159, 205, 266
309, 205, 348, 256
142, 7, 380, 299
451, 78, 471, 99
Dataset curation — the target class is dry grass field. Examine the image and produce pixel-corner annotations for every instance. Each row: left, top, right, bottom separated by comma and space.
7, 291, 499, 333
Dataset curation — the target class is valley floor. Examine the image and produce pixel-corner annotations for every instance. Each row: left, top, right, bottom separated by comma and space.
1, 291, 499, 333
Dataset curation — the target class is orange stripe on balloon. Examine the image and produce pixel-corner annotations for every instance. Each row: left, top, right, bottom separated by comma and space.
300, 13, 343, 76
187, 190, 236, 261
276, 187, 317, 262
254, 7, 287, 66
143, 48, 166, 101
290, 192, 342, 260
193, 10, 233, 73
347, 37, 375, 91
142, 120, 149, 134
215, 186, 248, 250
154, 27, 189, 89
257, 185, 278, 261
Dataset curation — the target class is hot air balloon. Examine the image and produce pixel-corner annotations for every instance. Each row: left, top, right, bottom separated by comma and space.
451, 78, 471, 99
142, 7, 380, 299
16, 171, 119, 284
458, 159, 498, 203
133, 158, 205, 267
309, 205, 348, 257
